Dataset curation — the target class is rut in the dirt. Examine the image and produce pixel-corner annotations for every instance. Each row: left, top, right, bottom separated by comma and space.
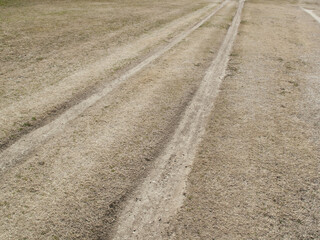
301, 7, 320, 24
113, 0, 245, 239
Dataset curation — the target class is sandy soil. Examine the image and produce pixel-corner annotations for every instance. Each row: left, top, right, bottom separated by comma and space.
0, 0, 319, 239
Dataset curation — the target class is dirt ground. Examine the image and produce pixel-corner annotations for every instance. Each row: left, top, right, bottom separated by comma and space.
0, 0, 319, 239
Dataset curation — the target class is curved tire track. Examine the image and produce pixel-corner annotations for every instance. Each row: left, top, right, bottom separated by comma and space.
113, 0, 245, 239
301, 7, 320, 24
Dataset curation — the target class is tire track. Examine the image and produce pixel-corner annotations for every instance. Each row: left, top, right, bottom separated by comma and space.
113, 0, 245, 239
0, 0, 229, 175
301, 7, 320, 24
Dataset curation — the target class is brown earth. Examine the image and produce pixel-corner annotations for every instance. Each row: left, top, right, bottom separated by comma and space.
0, 0, 319, 239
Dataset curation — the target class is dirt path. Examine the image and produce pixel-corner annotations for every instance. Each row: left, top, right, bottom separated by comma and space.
113, 1, 245, 238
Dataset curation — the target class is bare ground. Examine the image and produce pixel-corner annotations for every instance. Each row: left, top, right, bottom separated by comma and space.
113, 1, 244, 238
0, 0, 319, 239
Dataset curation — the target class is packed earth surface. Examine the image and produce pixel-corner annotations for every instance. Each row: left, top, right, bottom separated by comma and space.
0, 0, 319, 239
